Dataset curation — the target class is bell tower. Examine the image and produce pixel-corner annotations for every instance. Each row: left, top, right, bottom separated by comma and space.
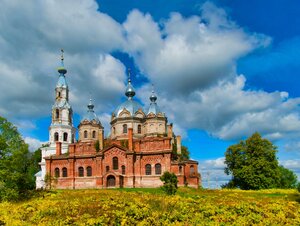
36, 50, 76, 189
49, 49, 76, 144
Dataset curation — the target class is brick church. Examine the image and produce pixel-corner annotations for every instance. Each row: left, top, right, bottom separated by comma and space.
35, 52, 201, 189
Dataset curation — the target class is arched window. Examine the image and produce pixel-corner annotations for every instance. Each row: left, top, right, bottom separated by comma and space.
106, 166, 110, 172
54, 132, 59, 142
179, 166, 182, 174
190, 165, 195, 175
56, 109, 59, 119
63, 132, 68, 142
155, 163, 161, 175
78, 167, 84, 177
58, 92, 61, 97
92, 131, 96, 138
84, 130, 88, 138
72, 134, 75, 143
145, 164, 151, 175
55, 168, 60, 178
113, 157, 118, 170
62, 167, 67, 177
123, 124, 127, 134
121, 165, 125, 174
138, 125, 142, 134
87, 166, 92, 176
113, 127, 116, 135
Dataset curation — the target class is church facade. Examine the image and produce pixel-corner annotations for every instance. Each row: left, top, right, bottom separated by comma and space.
36, 53, 201, 189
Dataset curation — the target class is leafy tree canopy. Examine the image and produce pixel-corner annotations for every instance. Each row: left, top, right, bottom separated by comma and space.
179, 146, 190, 161
0, 116, 36, 201
277, 165, 298, 189
172, 139, 190, 161
160, 171, 178, 195
224, 132, 298, 190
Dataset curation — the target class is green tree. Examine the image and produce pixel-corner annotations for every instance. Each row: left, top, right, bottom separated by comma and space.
171, 141, 178, 161
0, 116, 34, 201
179, 145, 190, 161
160, 171, 178, 195
27, 148, 42, 188
224, 132, 281, 190
277, 165, 298, 188
172, 139, 190, 161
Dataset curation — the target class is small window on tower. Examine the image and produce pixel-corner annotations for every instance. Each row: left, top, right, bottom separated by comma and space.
123, 124, 127, 134
58, 92, 61, 97
54, 132, 59, 142
92, 131, 96, 138
56, 109, 59, 119
63, 132, 68, 142
138, 125, 142, 134
84, 130, 88, 138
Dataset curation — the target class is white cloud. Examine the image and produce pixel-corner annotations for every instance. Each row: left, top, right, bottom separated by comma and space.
24, 137, 46, 152
0, 0, 299, 161
137, 75, 300, 144
0, 0, 125, 120
123, 4, 270, 95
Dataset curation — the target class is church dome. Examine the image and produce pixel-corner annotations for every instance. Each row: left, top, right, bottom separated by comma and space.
81, 99, 101, 124
113, 77, 144, 117
146, 89, 164, 116
114, 99, 144, 117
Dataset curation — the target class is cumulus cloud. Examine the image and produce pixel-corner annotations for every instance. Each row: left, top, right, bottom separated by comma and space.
123, 3, 270, 95
0, 0, 300, 159
24, 137, 46, 152
138, 75, 300, 145
0, 0, 125, 120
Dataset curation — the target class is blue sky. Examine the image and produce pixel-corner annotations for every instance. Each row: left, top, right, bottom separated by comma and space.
0, 0, 299, 187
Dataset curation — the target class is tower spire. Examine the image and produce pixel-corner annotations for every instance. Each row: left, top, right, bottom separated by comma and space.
125, 68, 135, 99
87, 98, 94, 111
58, 49, 67, 75
150, 84, 157, 103
60, 49, 64, 67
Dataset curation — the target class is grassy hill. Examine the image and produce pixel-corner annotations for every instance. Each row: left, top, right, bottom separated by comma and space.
0, 188, 299, 225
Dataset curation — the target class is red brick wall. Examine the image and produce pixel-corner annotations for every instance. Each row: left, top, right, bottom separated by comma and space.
46, 142, 200, 189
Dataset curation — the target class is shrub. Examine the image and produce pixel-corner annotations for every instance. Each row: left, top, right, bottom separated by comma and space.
160, 171, 178, 195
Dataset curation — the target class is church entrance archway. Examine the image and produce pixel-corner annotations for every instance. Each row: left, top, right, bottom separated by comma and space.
107, 175, 116, 187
